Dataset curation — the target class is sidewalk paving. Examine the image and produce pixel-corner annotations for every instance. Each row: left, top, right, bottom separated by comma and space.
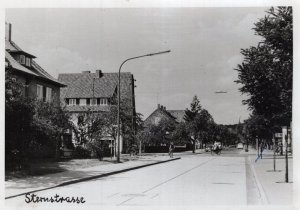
5, 155, 180, 199
248, 151, 293, 205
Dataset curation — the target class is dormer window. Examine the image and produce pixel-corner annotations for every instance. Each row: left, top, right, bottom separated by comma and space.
90, 98, 97, 106
9, 50, 36, 67
20, 55, 25, 65
25, 57, 31, 67
79, 99, 87, 106
100, 98, 108, 106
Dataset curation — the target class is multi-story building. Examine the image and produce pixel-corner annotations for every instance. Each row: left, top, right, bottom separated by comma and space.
5, 22, 65, 105
58, 70, 136, 154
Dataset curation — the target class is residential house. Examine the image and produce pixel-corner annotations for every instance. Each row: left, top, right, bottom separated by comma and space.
144, 104, 189, 149
5, 22, 65, 104
144, 104, 186, 126
58, 70, 136, 154
144, 104, 202, 150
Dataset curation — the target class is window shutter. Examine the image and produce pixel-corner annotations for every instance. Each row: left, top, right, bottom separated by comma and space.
66, 98, 69, 105
87, 98, 90, 105
43, 86, 46, 102
76, 99, 80, 105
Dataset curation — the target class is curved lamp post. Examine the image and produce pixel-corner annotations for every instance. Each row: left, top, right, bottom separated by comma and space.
117, 50, 171, 163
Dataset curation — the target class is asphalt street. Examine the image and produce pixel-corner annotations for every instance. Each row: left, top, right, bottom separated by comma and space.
6, 149, 264, 208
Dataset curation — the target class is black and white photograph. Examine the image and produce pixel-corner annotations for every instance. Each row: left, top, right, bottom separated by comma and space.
2, 1, 298, 209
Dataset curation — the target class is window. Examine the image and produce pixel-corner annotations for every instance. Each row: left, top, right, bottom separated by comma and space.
90, 98, 97, 106
79, 99, 87, 106
46, 87, 52, 102
100, 98, 108, 106
69, 99, 76, 106
36, 84, 43, 100
25, 57, 31, 67
20, 55, 25, 64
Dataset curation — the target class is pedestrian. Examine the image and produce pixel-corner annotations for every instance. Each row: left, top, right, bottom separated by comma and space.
260, 141, 266, 159
169, 142, 175, 158
59, 145, 64, 158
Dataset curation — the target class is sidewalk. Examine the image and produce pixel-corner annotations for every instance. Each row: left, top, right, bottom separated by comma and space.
248, 152, 293, 205
5, 155, 180, 199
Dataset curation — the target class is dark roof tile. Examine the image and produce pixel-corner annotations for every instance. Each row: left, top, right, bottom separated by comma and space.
167, 110, 186, 123
5, 40, 65, 87
58, 72, 133, 99
65, 105, 112, 112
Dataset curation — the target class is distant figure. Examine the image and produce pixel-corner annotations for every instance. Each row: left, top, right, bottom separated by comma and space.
96, 146, 104, 161
169, 142, 175, 158
260, 141, 266, 159
212, 142, 221, 155
59, 145, 64, 158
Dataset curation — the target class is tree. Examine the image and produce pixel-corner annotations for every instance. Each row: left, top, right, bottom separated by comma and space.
184, 96, 214, 153
5, 68, 35, 168
5, 67, 72, 169
32, 101, 71, 159
184, 95, 202, 122
235, 7, 292, 140
171, 122, 190, 146
72, 98, 141, 157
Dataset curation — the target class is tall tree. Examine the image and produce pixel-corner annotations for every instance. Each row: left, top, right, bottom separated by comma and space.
184, 96, 214, 153
235, 7, 292, 139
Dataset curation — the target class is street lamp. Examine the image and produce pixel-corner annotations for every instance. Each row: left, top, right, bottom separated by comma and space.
116, 50, 171, 163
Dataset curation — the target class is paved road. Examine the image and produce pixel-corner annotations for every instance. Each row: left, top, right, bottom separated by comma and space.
6, 152, 262, 208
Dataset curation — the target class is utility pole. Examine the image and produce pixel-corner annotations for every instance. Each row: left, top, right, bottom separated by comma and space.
256, 136, 259, 157
273, 134, 276, 171
285, 126, 289, 183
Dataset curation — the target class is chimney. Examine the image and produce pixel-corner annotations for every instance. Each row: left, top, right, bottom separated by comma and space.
82, 71, 91, 74
5, 22, 12, 41
96, 70, 103, 78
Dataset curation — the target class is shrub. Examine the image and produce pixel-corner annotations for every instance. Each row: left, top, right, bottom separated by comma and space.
72, 146, 91, 159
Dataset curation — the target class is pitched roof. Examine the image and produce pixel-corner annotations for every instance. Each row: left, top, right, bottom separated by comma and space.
5, 51, 39, 77
5, 40, 65, 87
65, 105, 112, 113
58, 72, 133, 99
167, 110, 186, 123
144, 106, 186, 125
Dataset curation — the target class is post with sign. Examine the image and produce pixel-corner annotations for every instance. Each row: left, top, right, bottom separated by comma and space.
285, 127, 289, 183
273, 134, 276, 171
256, 136, 259, 157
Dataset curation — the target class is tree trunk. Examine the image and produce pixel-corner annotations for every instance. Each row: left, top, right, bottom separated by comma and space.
192, 139, 195, 153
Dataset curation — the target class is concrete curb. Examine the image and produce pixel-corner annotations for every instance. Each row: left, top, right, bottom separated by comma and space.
5, 157, 181, 200
247, 156, 269, 205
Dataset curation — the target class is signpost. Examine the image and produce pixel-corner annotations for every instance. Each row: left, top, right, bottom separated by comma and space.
285, 129, 289, 183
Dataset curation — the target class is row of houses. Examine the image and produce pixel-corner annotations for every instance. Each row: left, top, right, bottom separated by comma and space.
5, 22, 200, 156
5, 22, 136, 155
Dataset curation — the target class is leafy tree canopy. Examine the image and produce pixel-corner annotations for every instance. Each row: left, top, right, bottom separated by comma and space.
235, 7, 292, 129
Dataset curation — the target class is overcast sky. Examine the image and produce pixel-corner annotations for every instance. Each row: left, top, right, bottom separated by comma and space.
6, 8, 268, 124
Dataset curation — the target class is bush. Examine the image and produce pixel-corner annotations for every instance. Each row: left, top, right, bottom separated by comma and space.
72, 146, 91, 159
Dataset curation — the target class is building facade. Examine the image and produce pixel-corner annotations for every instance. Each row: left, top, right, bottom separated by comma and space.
58, 70, 136, 154
144, 104, 186, 126
5, 23, 65, 105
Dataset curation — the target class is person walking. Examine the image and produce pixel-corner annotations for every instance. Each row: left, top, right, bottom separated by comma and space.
260, 141, 266, 159
169, 142, 175, 158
